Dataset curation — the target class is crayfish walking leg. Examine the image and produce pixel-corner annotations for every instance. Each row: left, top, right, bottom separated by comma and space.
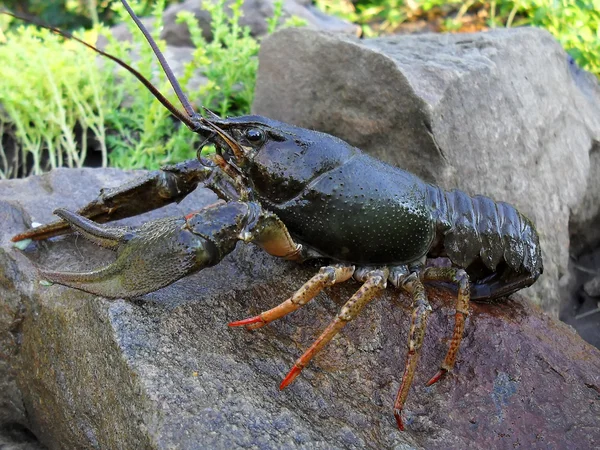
422, 267, 471, 386
391, 267, 471, 429
231, 263, 473, 431
228, 264, 355, 330
279, 268, 388, 389
391, 272, 431, 431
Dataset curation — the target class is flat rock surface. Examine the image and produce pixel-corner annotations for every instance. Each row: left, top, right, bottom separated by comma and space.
253, 28, 600, 319
0, 168, 599, 449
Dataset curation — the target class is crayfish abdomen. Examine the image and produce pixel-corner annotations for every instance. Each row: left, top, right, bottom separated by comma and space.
427, 185, 543, 299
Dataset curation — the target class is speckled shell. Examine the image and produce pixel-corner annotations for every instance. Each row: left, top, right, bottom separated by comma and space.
267, 154, 435, 265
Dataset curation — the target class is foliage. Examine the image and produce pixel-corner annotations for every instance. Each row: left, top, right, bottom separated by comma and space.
523, 0, 600, 77
0, 0, 289, 176
0, 25, 115, 177
3, 0, 596, 178
105, 0, 287, 169
0, 0, 180, 30
100, 0, 190, 169
317, 0, 600, 77
176, 1, 260, 119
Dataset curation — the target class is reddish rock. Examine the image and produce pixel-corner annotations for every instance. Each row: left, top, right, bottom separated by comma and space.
0, 168, 598, 449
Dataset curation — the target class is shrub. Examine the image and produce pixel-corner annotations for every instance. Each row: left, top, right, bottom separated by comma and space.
0, 0, 290, 176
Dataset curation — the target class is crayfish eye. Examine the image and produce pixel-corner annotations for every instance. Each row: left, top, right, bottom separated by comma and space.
244, 128, 264, 143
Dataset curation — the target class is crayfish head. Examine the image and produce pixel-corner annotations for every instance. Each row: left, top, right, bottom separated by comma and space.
201, 115, 358, 203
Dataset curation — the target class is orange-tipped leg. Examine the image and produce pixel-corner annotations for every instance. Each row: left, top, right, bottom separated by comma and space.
425, 368, 447, 387
422, 267, 470, 385
393, 274, 431, 431
229, 264, 354, 330
280, 319, 346, 390
280, 268, 388, 390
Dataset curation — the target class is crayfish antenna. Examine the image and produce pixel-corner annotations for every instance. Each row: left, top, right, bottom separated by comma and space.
202, 107, 221, 120
118, 0, 197, 120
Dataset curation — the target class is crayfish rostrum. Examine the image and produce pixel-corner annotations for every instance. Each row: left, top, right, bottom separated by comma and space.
8, 0, 543, 431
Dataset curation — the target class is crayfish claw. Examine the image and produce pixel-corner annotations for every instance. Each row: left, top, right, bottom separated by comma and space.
52, 208, 132, 249
36, 210, 220, 299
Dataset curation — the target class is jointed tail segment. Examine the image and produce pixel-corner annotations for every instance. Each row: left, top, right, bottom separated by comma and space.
428, 185, 542, 300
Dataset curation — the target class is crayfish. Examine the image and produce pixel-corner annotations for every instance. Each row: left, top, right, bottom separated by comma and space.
8, 0, 543, 431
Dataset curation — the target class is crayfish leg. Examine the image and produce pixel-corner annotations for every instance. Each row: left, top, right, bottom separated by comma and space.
393, 273, 432, 431
421, 267, 471, 386
228, 264, 354, 330
279, 268, 387, 390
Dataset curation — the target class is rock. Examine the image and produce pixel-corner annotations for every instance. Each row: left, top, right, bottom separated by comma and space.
561, 247, 600, 349
570, 141, 600, 255
584, 275, 600, 297
1, 168, 599, 448
160, 0, 359, 47
253, 28, 600, 318
0, 424, 44, 450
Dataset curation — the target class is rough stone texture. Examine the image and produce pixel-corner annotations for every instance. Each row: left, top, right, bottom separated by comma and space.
253, 28, 600, 319
584, 275, 600, 298
562, 247, 600, 349
1, 168, 599, 449
160, 0, 359, 47
570, 141, 600, 255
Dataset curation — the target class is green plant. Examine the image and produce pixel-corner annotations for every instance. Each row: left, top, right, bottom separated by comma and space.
101, 0, 189, 169
484, 0, 600, 77
524, 0, 600, 77
0, 0, 181, 30
176, 1, 260, 119
104, 0, 288, 169
0, 25, 116, 178
0, 0, 295, 176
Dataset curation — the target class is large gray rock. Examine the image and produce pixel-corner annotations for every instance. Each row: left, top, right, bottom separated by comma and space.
253, 28, 600, 318
1, 169, 599, 449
